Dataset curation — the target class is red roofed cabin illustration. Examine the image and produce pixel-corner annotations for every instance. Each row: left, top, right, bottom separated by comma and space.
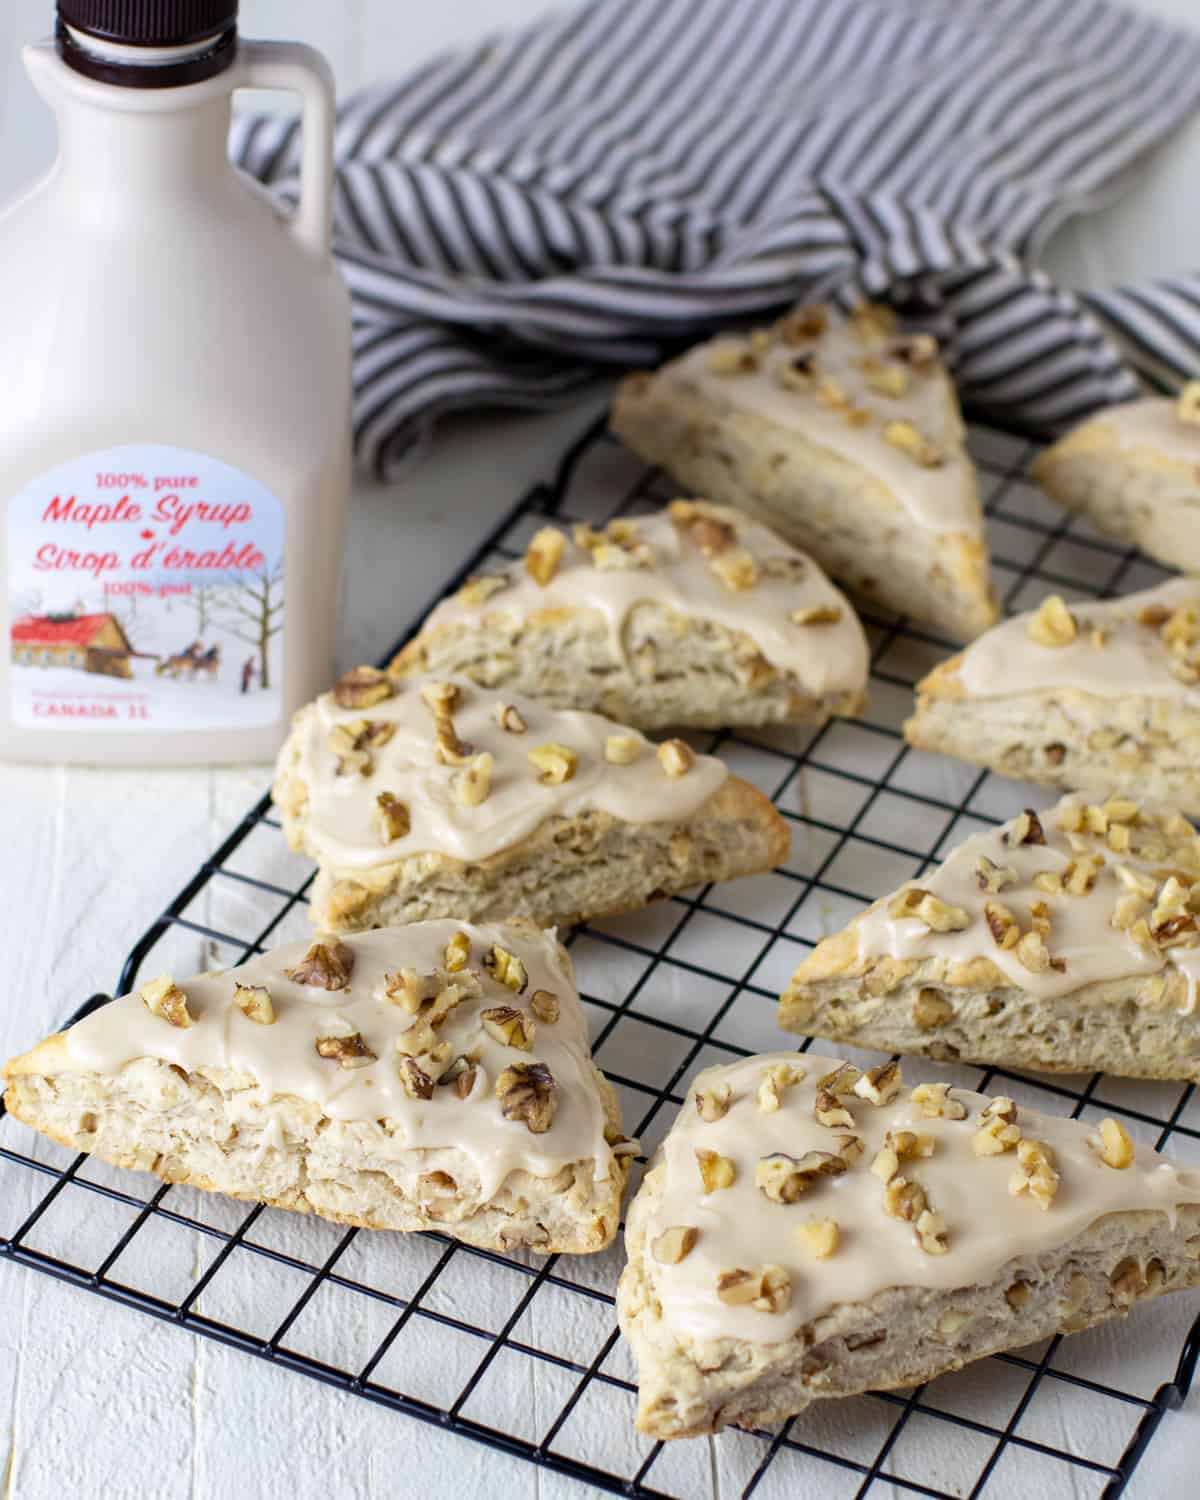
11, 612, 135, 679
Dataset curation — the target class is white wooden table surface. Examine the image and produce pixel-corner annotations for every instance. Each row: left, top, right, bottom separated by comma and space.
2, 2, 1199, 1497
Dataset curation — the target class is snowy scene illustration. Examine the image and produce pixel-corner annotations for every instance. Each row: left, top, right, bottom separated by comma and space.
8, 444, 284, 731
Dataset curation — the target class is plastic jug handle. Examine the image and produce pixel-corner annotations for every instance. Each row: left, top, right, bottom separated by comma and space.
236, 40, 336, 260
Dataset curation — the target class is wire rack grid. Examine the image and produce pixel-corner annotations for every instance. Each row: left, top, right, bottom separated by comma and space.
3, 414, 1200, 1500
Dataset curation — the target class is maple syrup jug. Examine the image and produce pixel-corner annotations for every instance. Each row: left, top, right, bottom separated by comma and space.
0, 1, 351, 764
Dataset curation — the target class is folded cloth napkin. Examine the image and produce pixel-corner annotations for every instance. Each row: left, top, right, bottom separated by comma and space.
231, 0, 1200, 478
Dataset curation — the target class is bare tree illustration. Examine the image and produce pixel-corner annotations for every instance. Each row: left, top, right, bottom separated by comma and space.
190, 582, 219, 636
210, 562, 284, 689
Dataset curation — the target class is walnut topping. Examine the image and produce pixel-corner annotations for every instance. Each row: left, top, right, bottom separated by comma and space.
790, 604, 843, 626
709, 547, 759, 591
419, 680, 460, 717
1016, 930, 1054, 974
328, 717, 395, 777
376, 791, 411, 843
853, 1061, 902, 1106
1063, 853, 1104, 895
862, 358, 909, 398
286, 940, 355, 991
696, 1148, 738, 1193
457, 573, 509, 606
889, 886, 970, 932
1027, 595, 1078, 647
757, 1061, 803, 1113
756, 1150, 846, 1202
695, 1081, 733, 1121
1096, 1116, 1135, 1169
715, 1265, 791, 1313
333, 665, 394, 710
232, 982, 274, 1025
396, 1055, 434, 1098
315, 1032, 376, 1068
433, 718, 475, 767
672, 504, 736, 557
481, 1006, 535, 1050
774, 353, 816, 390
972, 1097, 1021, 1156
453, 752, 494, 807
882, 418, 943, 467
496, 1061, 556, 1133
892, 332, 938, 367
657, 738, 694, 777
816, 374, 849, 409
493, 702, 527, 734
528, 741, 578, 784
604, 734, 642, 765
530, 989, 559, 1025
818, 1062, 861, 1095
706, 343, 759, 376
394, 1018, 438, 1058
140, 974, 194, 1029
779, 304, 827, 343
652, 1226, 699, 1265
443, 931, 471, 973
975, 856, 1018, 894
852, 301, 897, 343
836, 1133, 865, 1165
1007, 808, 1047, 848
882, 1174, 928, 1222
814, 1089, 855, 1129
1009, 1138, 1059, 1209
910, 1082, 969, 1120
482, 945, 528, 994
524, 525, 566, 585
984, 900, 1020, 949
916, 1208, 949, 1255
1177, 381, 1200, 425
592, 540, 655, 571
871, 1130, 932, 1182
445, 1059, 481, 1100
796, 1218, 840, 1258
913, 988, 953, 1030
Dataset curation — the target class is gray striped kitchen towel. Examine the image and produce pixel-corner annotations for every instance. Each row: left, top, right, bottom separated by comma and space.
231, 0, 1200, 478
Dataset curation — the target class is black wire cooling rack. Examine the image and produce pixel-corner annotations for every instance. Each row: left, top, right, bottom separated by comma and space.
3, 413, 1200, 1500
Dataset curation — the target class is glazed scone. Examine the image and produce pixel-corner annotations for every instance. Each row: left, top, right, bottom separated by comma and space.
273, 670, 789, 932
780, 794, 1200, 1081
611, 303, 997, 642
3, 921, 634, 1254
389, 500, 869, 732
619, 1052, 1200, 1438
905, 580, 1200, 812
1033, 387, 1200, 572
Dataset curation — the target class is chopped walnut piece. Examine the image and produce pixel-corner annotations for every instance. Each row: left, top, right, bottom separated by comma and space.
396, 1055, 434, 1099
836, 1133, 865, 1165
232, 982, 274, 1025
482, 944, 528, 994
975, 855, 1019, 893
657, 738, 694, 778
481, 1005, 536, 1050
882, 1174, 928, 1222
889, 886, 970, 932
790, 604, 843, 626
779, 304, 827, 343
457, 573, 509, 606
528, 741, 578, 784
530, 989, 559, 1025
1178, 381, 1200, 425
715, 1264, 791, 1313
1096, 1116, 1135, 1169
1009, 1138, 1059, 1209
972, 1098, 1021, 1155
706, 343, 758, 376
814, 1089, 855, 1129
882, 418, 943, 467
852, 301, 897, 342
1027, 595, 1078, 647
862, 359, 909, 398
141, 974, 194, 1029
696, 1148, 737, 1193
984, 900, 1021, 950
328, 717, 395, 777
376, 791, 411, 843
315, 1032, 376, 1069
916, 1208, 949, 1255
1063, 853, 1104, 896
1008, 809, 1047, 847
433, 718, 475, 767
333, 665, 394, 710
913, 988, 953, 1031
910, 1083, 969, 1121
493, 702, 527, 734
756, 1150, 846, 1203
652, 1226, 699, 1265
604, 734, 642, 765
443, 931, 471, 973
854, 1061, 902, 1106
774, 354, 815, 390
1016, 930, 1053, 974
441, 1057, 480, 1099
757, 1061, 803, 1113
453, 752, 494, 807
496, 1061, 556, 1132
797, 1218, 840, 1258
419, 680, 460, 717
818, 1061, 861, 1095
695, 1081, 733, 1121
395, 1017, 438, 1058
678, 508, 736, 557
592, 540, 655, 571
709, 547, 759, 591
286, 939, 355, 991
524, 525, 566, 585
816, 375, 849, 410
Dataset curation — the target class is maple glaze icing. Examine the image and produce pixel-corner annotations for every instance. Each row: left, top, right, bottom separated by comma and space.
1075, 397, 1200, 467
956, 579, 1200, 701
852, 793, 1200, 1011
62, 922, 622, 1198
421, 502, 870, 698
284, 675, 728, 871
645, 1051, 1200, 1344
670, 318, 982, 538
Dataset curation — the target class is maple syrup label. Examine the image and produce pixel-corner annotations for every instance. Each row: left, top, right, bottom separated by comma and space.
7, 445, 285, 731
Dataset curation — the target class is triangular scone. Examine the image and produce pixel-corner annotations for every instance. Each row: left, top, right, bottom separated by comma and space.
619, 1052, 1200, 1438
905, 580, 1200, 812
611, 303, 997, 642
389, 500, 869, 732
274, 671, 789, 932
781, 794, 1200, 1081
3, 922, 633, 1254
1033, 388, 1200, 573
